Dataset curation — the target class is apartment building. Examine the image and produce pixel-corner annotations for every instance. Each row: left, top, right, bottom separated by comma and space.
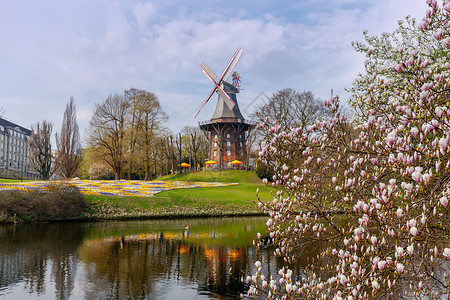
0, 117, 38, 179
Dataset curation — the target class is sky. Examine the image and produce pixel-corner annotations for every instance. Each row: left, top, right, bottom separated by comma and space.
0, 0, 428, 143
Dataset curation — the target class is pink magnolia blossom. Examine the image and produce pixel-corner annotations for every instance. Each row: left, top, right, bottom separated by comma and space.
444, 3, 450, 12
396, 263, 405, 274
396, 208, 403, 218
439, 137, 448, 153
433, 29, 444, 40
404, 183, 413, 192
421, 82, 433, 91
396, 246, 404, 258
422, 173, 431, 185
440, 196, 448, 207
407, 244, 414, 255
377, 260, 387, 271
444, 37, 450, 48
410, 226, 418, 237
412, 169, 422, 182
422, 123, 434, 135
371, 236, 378, 245
435, 107, 444, 118
372, 280, 380, 290
443, 248, 450, 259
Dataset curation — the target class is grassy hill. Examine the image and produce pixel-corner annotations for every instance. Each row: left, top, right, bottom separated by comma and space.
157, 169, 262, 184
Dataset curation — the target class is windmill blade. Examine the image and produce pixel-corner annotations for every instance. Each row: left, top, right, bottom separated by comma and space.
199, 61, 218, 82
220, 47, 243, 82
193, 87, 217, 118
216, 85, 236, 110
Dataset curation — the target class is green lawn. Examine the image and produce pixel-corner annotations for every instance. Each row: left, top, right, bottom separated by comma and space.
0, 178, 33, 183
0, 171, 273, 221
84, 170, 272, 220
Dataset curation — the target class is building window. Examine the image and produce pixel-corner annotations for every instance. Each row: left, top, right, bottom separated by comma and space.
214, 134, 218, 139
213, 150, 217, 157
227, 150, 231, 156
227, 141, 231, 147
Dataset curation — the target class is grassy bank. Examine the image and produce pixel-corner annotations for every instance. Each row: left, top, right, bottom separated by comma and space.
0, 171, 272, 222
84, 170, 271, 220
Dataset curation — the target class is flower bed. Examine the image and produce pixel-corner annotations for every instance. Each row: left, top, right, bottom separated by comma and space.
0, 180, 237, 197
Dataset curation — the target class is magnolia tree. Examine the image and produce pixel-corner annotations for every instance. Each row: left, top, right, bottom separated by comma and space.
248, 1, 450, 299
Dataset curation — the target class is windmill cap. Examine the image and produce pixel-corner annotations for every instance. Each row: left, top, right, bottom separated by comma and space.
221, 81, 239, 93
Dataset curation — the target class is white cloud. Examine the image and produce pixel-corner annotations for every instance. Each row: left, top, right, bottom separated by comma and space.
0, 0, 429, 141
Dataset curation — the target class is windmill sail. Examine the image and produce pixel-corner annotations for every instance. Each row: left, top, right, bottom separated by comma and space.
199, 61, 218, 81
222, 48, 242, 81
194, 47, 241, 118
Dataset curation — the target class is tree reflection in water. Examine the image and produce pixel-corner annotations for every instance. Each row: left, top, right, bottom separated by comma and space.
0, 217, 312, 299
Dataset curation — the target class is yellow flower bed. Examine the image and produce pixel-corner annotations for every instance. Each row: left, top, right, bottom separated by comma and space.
0, 180, 237, 197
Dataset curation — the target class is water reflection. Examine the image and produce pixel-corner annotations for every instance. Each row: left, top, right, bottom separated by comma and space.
0, 217, 296, 299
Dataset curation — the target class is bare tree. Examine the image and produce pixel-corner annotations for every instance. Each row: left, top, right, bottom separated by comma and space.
243, 127, 258, 168
175, 133, 183, 173
133, 90, 168, 180
55, 97, 83, 179
208, 123, 228, 171
124, 88, 141, 179
167, 134, 176, 174
253, 89, 329, 130
86, 94, 129, 180
181, 126, 209, 171
28, 120, 53, 180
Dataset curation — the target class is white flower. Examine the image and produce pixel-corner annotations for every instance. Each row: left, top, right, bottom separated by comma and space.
443, 248, 450, 259
255, 261, 261, 268
396, 263, 404, 273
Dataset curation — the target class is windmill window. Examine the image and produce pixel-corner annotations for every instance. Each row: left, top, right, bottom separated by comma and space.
227, 150, 231, 156
227, 133, 230, 139
213, 150, 217, 157
215, 134, 218, 139
214, 142, 217, 147
239, 134, 242, 139
240, 142, 243, 147
227, 141, 231, 147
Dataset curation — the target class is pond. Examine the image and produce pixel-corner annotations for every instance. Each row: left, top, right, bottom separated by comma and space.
0, 217, 310, 299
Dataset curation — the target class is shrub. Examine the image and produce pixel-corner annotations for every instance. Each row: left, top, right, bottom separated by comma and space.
255, 164, 274, 181
0, 183, 86, 223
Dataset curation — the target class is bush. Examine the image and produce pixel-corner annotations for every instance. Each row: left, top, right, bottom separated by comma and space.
255, 164, 274, 181
0, 183, 86, 223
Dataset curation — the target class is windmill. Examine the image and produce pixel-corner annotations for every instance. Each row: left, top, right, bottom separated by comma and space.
196, 47, 255, 170
193, 47, 243, 118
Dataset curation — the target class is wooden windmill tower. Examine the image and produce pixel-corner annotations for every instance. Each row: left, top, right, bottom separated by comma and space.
194, 47, 255, 169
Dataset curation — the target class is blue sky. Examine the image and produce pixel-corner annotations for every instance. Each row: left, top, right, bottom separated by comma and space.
0, 0, 427, 141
